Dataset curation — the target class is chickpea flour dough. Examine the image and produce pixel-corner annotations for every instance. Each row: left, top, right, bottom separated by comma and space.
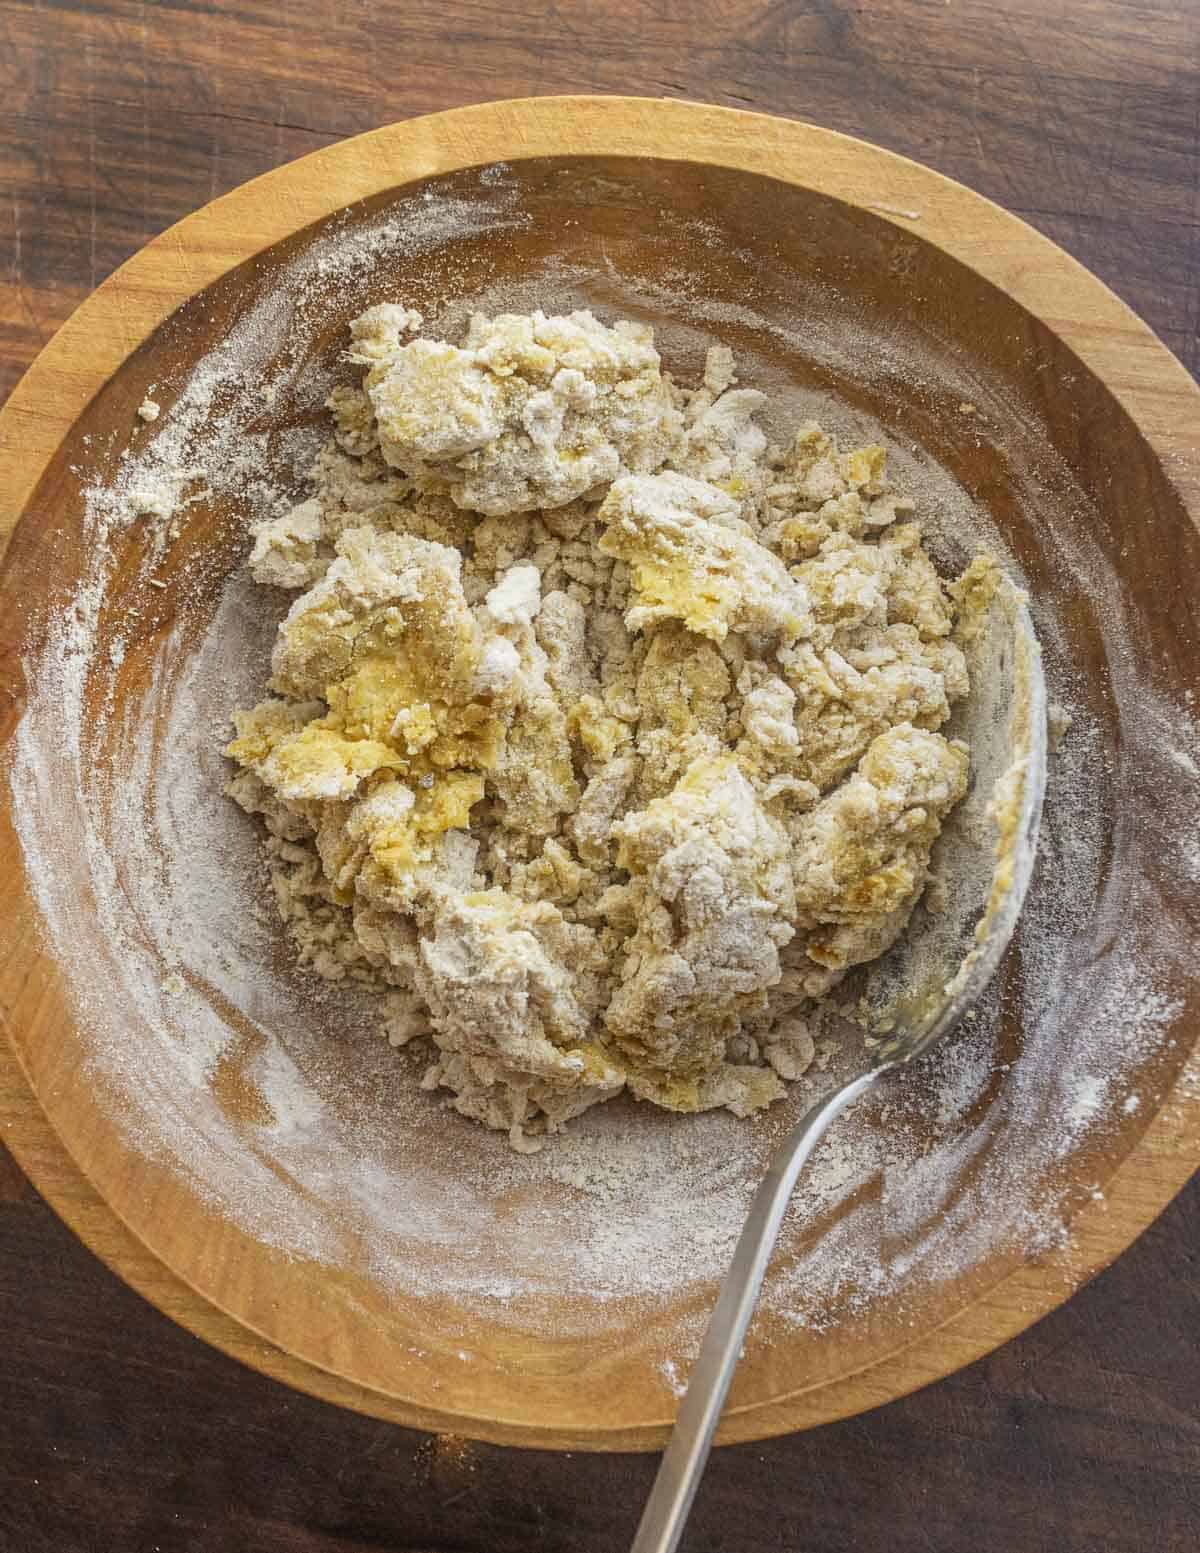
225, 305, 1004, 1151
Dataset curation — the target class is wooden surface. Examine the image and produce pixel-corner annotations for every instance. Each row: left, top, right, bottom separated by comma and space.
0, 4, 1197, 1551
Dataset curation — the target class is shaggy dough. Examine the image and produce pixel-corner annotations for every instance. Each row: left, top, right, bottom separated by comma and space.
363, 308, 681, 516
226, 305, 985, 1149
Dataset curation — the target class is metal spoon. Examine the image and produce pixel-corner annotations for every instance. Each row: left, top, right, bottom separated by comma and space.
631, 585, 1048, 1553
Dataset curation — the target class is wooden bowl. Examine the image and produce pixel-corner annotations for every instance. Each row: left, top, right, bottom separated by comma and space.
2, 97, 1199, 1450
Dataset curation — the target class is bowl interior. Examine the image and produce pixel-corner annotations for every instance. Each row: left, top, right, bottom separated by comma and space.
3, 154, 1200, 1447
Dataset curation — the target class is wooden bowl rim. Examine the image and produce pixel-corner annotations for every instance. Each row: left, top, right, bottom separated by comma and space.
2, 95, 1198, 1449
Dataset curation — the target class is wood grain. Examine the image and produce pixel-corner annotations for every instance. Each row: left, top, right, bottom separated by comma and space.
1, 2, 1198, 1549
2, 0, 1197, 407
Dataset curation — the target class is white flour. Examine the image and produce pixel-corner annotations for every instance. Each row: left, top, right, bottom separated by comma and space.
6, 168, 1200, 1390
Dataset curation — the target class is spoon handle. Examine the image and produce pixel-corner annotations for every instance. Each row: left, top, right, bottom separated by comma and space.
630, 1067, 884, 1553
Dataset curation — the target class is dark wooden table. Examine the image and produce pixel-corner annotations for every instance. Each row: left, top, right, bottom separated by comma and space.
2, 2, 1198, 1549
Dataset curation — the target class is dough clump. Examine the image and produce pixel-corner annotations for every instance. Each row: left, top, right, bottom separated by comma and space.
227, 306, 982, 1150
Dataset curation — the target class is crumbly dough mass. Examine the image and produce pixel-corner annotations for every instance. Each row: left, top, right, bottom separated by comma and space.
226, 304, 980, 1149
